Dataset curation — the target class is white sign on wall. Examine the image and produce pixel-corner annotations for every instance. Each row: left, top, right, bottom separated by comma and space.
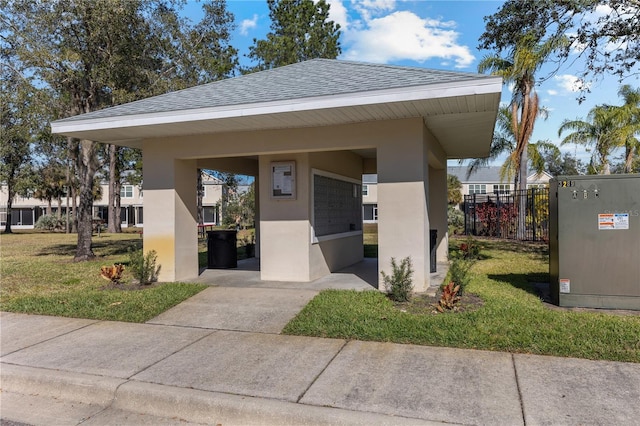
271, 161, 296, 199
598, 213, 629, 230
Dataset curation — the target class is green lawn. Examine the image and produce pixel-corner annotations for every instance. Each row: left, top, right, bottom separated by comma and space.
283, 237, 640, 363
1, 231, 206, 322
363, 223, 378, 258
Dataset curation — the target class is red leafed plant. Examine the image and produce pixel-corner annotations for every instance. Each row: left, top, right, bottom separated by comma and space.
100, 264, 125, 284
436, 282, 461, 312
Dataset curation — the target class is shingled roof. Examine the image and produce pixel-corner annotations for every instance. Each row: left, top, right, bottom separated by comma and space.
51, 59, 502, 158
56, 59, 494, 122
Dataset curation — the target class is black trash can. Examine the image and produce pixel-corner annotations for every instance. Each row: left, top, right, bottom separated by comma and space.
207, 230, 237, 269
429, 229, 437, 273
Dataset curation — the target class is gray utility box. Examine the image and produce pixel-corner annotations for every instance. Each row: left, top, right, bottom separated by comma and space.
549, 175, 640, 310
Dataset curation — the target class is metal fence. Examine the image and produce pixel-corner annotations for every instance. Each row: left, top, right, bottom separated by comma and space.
463, 188, 549, 242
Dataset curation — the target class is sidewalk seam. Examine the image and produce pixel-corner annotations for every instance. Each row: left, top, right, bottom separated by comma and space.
126, 329, 218, 379
512, 353, 527, 426
295, 339, 348, 403
0, 318, 101, 358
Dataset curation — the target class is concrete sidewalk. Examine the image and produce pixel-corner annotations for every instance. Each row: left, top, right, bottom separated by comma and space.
2, 301, 639, 425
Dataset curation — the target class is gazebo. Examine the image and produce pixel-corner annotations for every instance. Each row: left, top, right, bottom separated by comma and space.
52, 59, 501, 291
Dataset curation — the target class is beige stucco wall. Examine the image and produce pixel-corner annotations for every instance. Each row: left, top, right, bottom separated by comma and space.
143, 146, 199, 282
0, 184, 143, 209
140, 117, 447, 288
202, 183, 222, 205
377, 119, 431, 292
258, 152, 312, 281
429, 167, 449, 263
257, 150, 364, 282
363, 182, 378, 204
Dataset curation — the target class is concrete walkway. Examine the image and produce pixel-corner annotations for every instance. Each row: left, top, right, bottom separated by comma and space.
2, 273, 639, 425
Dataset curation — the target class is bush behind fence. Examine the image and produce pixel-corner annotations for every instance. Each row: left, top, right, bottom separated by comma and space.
463, 188, 549, 242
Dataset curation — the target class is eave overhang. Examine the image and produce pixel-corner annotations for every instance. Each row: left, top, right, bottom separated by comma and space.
51, 75, 502, 159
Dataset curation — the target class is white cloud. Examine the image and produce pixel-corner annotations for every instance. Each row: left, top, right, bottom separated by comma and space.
554, 74, 592, 93
353, 0, 396, 21
547, 89, 558, 96
326, 0, 349, 29
341, 10, 474, 68
240, 14, 258, 36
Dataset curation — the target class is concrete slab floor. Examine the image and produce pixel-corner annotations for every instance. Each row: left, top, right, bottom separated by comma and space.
514, 353, 640, 425
132, 330, 346, 402
147, 286, 319, 333
196, 257, 448, 293
0, 312, 97, 356
1, 321, 212, 378
300, 340, 523, 425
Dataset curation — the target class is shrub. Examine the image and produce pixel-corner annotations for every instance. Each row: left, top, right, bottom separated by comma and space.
128, 248, 161, 284
459, 235, 481, 260
436, 281, 461, 312
447, 258, 474, 295
447, 205, 464, 235
34, 215, 64, 231
381, 257, 413, 302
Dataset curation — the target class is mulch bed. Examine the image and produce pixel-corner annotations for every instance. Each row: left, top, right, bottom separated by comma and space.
393, 291, 484, 315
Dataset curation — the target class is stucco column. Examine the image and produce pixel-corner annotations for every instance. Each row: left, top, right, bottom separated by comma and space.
143, 148, 198, 282
377, 124, 430, 292
258, 153, 311, 281
429, 167, 449, 263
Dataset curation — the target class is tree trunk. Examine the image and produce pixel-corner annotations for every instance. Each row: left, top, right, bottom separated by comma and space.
56, 198, 62, 219
74, 139, 99, 261
46, 199, 53, 216
66, 159, 71, 233
624, 145, 633, 173
107, 144, 122, 233
4, 198, 13, 233
517, 147, 528, 239
114, 181, 122, 231
71, 186, 78, 233
197, 169, 204, 225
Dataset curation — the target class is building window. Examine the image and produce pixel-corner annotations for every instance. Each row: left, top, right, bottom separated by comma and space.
363, 204, 378, 221
362, 184, 368, 196
493, 184, 510, 194
120, 185, 134, 198
469, 184, 486, 194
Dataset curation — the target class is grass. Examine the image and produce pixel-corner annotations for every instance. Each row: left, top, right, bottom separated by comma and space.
1, 231, 206, 322
363, 223, 378, 258
283, 237, 640, 363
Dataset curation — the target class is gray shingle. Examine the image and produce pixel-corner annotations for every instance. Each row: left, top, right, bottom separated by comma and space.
56, 59, 495, 123
447, 166, 506, 183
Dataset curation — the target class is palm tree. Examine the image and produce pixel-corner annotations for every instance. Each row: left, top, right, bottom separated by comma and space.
465, 105, 557, 183
558, 105, 620, 175
478, 32, 566, 192
465, 106, 515, 181
447, 174, 463, 205
616, 85, 640, 173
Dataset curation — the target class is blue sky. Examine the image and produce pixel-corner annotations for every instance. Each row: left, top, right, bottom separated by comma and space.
185, 0, 640, 167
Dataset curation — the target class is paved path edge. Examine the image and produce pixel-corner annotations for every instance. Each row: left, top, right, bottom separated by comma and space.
1, 363, 446, 426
